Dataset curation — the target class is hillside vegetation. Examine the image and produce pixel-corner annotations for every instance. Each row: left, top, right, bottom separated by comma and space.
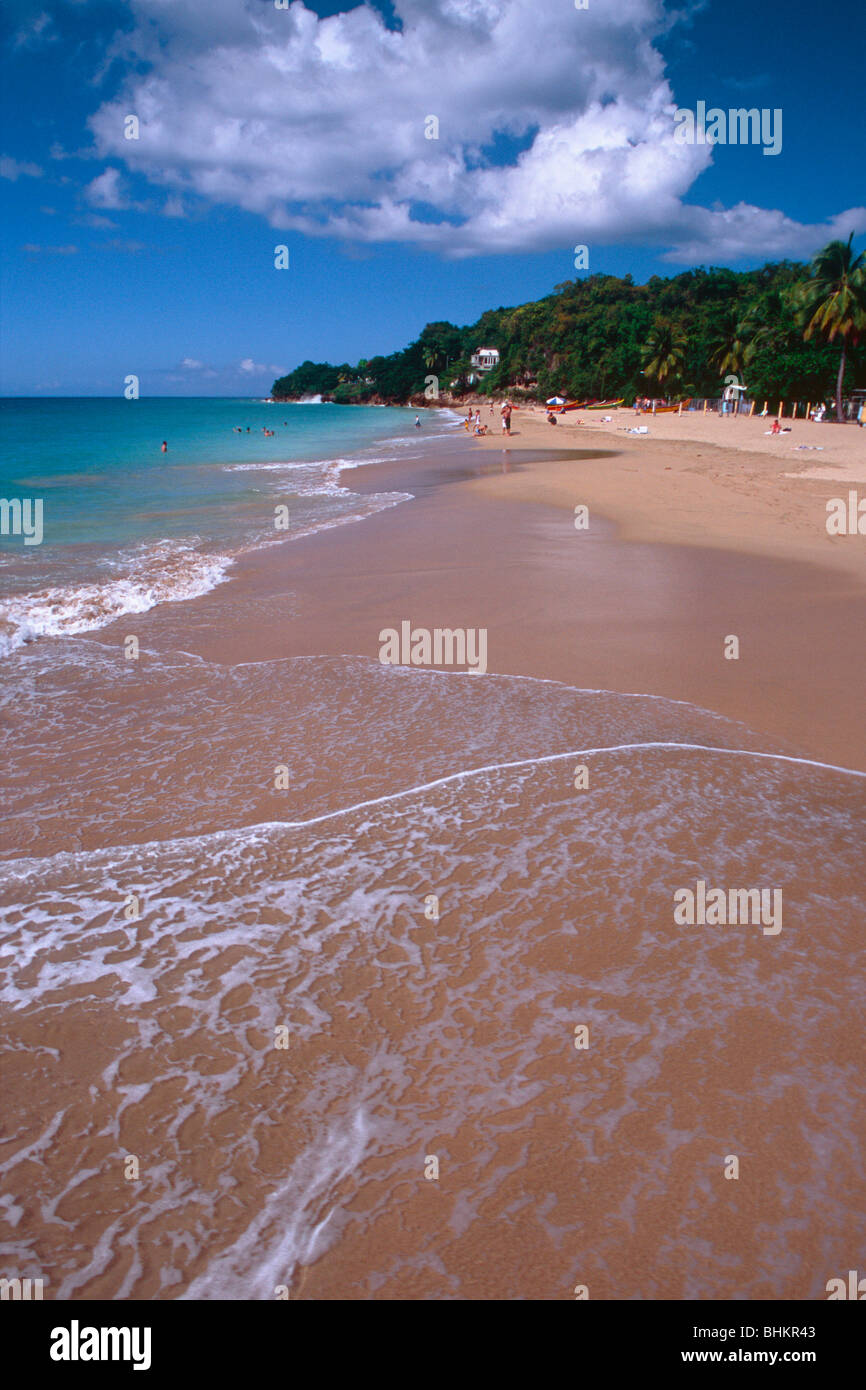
273, 244, 866, 415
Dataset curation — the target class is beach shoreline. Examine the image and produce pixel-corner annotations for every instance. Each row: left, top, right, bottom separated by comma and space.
455, 403, 866, 581
79, 422, 866, 774
4, 414, 866, 1301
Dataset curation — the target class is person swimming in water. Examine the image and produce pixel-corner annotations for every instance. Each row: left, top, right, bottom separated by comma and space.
161, 441, 167, 452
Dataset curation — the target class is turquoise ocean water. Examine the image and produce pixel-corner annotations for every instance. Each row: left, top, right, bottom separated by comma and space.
0, 397, 452, 653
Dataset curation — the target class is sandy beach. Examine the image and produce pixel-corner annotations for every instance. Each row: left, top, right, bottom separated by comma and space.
3, 414, 865, 1301
111, 413, 864, 770
5, 0, 866, 1329
464, 404, 866, 583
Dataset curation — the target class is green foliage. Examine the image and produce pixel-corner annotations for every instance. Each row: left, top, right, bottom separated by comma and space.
272, 359, 346, 397
794, 234, 866, 418
271, 251, 866, 405
797, 235, 866, 344
641, 320, 688, 389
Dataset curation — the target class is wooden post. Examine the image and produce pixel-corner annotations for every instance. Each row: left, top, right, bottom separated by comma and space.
778, 399, 784, 418
763, 400, 768, 415
793, 401, 799, 418
749, 400, 755, 416
678, 401, 683, 415
703, 398, 708, 414
806, 402, 811, 420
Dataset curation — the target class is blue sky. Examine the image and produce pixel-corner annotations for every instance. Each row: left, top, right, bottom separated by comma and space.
1, 0, 863, 395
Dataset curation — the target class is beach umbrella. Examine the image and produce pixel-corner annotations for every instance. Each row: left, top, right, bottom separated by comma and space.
546, 396, 566, 405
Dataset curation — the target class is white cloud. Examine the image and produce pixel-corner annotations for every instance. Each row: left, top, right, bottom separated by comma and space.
84, 166, 150, 212
1, 155, 43, 181
85, 0, 866, 262
157, 357, 275, 384
85, 167, 131, 209
235, 358, 287, 376
659, 203, 866, 264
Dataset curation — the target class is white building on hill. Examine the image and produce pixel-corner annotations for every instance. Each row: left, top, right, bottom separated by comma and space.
470, 347, 500, 372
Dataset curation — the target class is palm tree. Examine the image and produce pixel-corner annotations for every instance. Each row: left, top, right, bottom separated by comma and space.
738, 288, 790, 367
641, 321, 687, 393
708, 312, 747, 380
423, 337, 454, 376
796, 233, 866, 422
422, 345, 442, 373
713, 335, 747, 385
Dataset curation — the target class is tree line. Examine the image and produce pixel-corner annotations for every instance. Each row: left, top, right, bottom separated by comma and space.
272, 237, 865, 422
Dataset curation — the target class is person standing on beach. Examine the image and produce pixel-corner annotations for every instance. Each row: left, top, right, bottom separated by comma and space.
501, 401, 512, 434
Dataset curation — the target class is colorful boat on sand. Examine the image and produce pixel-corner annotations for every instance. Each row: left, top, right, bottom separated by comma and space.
557, 397, 624, 413
640, 399, 691, 414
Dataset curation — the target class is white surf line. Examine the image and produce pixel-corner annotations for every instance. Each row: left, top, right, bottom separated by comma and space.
1, 741, 863, 876
262, 740, 866, 832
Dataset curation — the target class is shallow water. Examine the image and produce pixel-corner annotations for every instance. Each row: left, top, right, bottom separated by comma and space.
0, 398, 439, 653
